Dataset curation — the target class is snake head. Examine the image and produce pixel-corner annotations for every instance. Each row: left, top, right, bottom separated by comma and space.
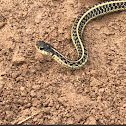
36, 41, 55, 55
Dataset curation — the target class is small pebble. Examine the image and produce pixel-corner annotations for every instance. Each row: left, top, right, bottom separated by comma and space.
85, 116, 96, 125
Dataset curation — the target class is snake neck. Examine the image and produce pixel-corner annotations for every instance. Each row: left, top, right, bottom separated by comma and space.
52, 48, 88, 69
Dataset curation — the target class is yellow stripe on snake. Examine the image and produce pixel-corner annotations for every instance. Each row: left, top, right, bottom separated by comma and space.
35, 0, 126, 69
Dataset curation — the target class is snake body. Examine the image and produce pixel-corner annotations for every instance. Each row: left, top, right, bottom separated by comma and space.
36, 0, 126, 69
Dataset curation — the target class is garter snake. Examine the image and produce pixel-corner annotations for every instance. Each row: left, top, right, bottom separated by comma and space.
35, 0, 126, 69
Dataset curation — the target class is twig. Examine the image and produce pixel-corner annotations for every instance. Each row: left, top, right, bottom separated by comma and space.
16, 111, 42, 125
0, 22, 6, 29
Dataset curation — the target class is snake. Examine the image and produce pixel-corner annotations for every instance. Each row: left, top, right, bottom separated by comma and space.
35, 0, 126, 69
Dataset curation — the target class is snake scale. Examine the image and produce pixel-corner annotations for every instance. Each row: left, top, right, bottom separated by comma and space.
35, 0, 126, 69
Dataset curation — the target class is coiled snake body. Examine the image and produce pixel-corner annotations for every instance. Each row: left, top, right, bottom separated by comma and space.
35, 0, 126, 69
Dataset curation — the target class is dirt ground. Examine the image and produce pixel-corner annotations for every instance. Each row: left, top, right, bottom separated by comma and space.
0, 0, 126, 125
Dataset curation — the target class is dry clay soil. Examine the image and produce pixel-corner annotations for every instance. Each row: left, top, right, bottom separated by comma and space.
0, 0, 126, 125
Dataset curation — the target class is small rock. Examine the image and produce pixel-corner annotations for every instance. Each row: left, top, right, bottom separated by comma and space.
16, 76, 24, 82
90, 77, 100, 86
35, 12, 42, 23
21, 109, 30, 116
99, 88, 105, 93
0, 120, 3, 124
24, 103, 32, 108
85, 116, 96, 125
67, 118, 74, 124
20, 86, 27, 96
35, 51, 44, 60
6, 111, 13, 119
12, 55, 25, 63
12, 53, 25, 66
65, 31, 70, 39
30, 90, 37, 97
0, 81, 4, 90
101, 27, 114, 35
26, 27, 32, 34
58, 25, 64, 34
123, 104, 126, 108
32, 85, 41, 90
20, 86, 25, 91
